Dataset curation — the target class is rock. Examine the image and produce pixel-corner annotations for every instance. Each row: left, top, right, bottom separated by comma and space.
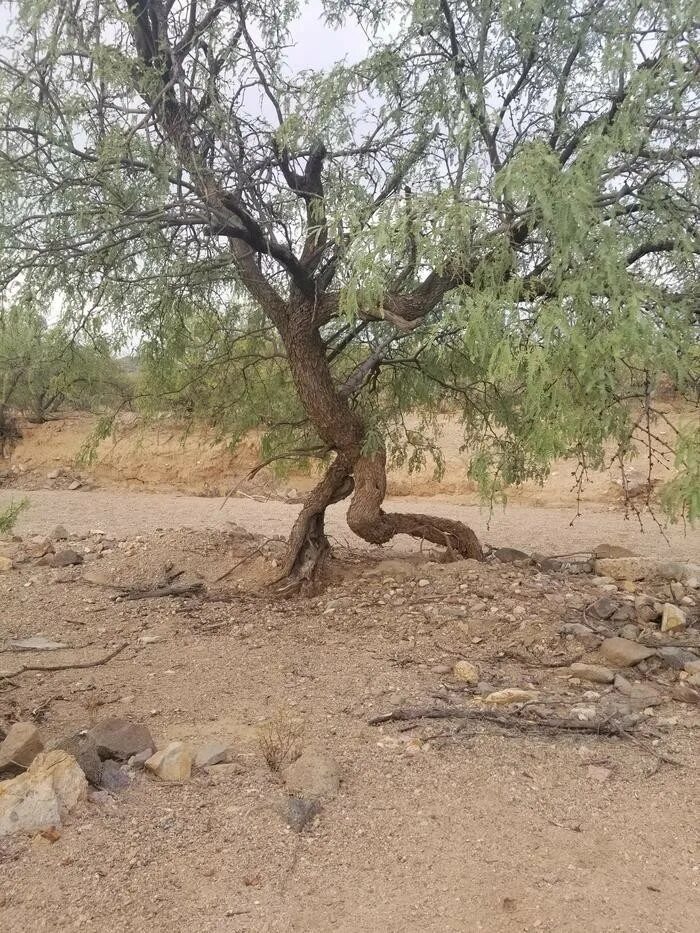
619, 624, 640, 641
594, 557, 700, 584
452, 660, 479, 684
38, 549, 83, 568
475, 681, 495, 695
686, 576, 699, 590
587, 765, 611, 782
127, 749, 153, 770
612, 604, 636, 623
670, 581, 685, 602
671, 684, 700, 705
194, 743, 231, 769
616, 678, 662, 705
685, 660, 700, 675
46, 469, 61, 480
0, 723, 43, 776
52, 733, 102, 786
589, 596, 617, 620
278, 796, 321, 832
283, 752, 341, 800
8, 636, 68, 651
593, 544, 636, 559
569, 663, 614, 684
0, 556, 13, 572
636, 603, 661, 625
68, 480, 82, 491
571, 706, 597, 722
686, 673, 700, 688
99, 760, 131, 793
49, 525, 69, 541
660, 603, 686, 633
493, 548, 531, 564
600, 637, 656, 668
484, 688, 538, 705
26, 537, 53, 559
325, 597, 355, 610
559, 623, 602, 648
89, 718, 155, 761
145, 742, 193, 781
538, 558, 562, 572
657, 647, 699, 670
0, 750, 87, 837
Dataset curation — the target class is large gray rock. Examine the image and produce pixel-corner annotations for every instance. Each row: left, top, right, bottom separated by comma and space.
89, 718, 155, 761
283, 752, 341, 800
600, 637, 656, 668
0, 723, 43, 777
589, 596, 617, 620
38, 548, 83, 568
194, 743, 231, 769
52, 732, 102, 786
0, 750, 87, 837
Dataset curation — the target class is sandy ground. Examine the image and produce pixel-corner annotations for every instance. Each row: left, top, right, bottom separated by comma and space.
0, 503, 698, 932
2, 487, 698, 562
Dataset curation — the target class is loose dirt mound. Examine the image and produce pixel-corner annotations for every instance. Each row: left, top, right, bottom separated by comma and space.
1, 525, 699, 931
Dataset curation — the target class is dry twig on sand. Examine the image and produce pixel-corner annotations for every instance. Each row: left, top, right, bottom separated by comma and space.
0, 642, 127, 679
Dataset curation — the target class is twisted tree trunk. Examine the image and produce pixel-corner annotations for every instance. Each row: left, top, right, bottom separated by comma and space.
274, 305, 483, 592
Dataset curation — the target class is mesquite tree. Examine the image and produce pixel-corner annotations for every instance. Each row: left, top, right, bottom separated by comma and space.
0, 0, 698, 587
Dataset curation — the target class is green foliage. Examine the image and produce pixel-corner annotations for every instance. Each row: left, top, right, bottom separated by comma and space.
0, 0, 697, 520
0, 498, 29, 535
0, 306, 131, 422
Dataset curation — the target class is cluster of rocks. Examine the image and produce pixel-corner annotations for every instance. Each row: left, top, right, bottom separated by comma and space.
0, 717, 237, 838
0, 524, 121, 573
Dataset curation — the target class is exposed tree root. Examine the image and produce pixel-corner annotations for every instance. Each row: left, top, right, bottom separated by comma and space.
347, 454, 483, 560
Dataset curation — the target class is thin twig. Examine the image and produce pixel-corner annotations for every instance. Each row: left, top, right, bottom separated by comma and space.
1, 642, 127, 678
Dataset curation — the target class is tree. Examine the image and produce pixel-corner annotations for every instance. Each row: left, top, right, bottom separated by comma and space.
0, 0, 698, 589
0, 305, 131, 427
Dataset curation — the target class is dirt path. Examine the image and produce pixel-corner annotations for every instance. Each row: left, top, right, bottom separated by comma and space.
2, 488, 699, 560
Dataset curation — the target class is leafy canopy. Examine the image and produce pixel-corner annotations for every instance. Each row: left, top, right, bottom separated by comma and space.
0, 0, 698, 515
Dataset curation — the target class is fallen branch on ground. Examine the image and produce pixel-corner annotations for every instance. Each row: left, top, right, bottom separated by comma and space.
115, 582, 205, 600
368, 704, 631, 736
0, 642, 127, 678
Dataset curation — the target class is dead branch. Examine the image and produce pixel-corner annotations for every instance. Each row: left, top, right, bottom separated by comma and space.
210, 546, 264, 582
1, 642, 127, 678
368, 705, 631, 737
115, 582, 205, 600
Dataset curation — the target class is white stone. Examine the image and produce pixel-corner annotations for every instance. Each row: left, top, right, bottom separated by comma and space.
0, 750, 87, 837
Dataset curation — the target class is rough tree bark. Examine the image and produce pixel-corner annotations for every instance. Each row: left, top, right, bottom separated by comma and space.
274, 303, 483, 592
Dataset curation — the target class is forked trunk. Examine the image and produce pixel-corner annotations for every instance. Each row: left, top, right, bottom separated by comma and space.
275, 305, 483, 592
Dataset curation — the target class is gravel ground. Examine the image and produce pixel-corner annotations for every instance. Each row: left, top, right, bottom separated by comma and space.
0, 501, 699, 933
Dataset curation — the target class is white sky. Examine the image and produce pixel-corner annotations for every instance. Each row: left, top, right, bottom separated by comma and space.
0, 1, 368, 70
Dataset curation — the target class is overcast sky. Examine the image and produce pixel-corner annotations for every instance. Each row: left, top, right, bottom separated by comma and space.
0, 1, 368, 71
